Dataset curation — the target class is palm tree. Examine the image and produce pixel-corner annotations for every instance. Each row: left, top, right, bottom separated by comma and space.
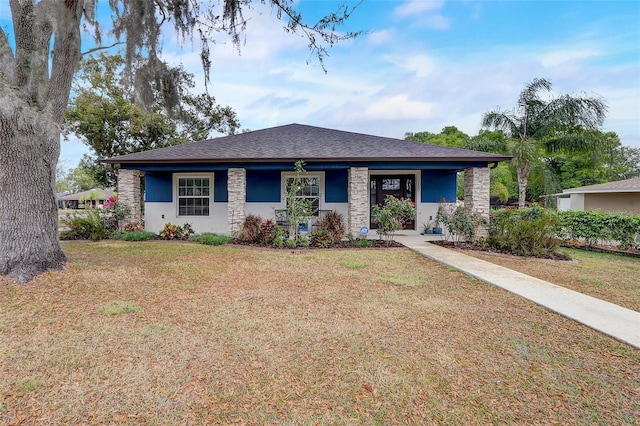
482, 78, 607, 207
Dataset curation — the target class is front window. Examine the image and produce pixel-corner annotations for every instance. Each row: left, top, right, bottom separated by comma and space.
178, 177, 210, 216
286, 176, 320, 215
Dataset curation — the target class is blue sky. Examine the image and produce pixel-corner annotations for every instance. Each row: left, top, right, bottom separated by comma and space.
1, 1, 639, 169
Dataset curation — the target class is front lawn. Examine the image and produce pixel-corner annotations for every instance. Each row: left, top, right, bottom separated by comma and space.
461, 247, 640, 312
1, 242, 638, 424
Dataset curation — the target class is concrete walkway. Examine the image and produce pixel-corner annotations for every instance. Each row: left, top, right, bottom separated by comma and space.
394, 235, 640, 349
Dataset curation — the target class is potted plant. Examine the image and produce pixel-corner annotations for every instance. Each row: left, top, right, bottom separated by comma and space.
434, 202, 447, 234
422, 221, 433, 235
432, 222, 443, 235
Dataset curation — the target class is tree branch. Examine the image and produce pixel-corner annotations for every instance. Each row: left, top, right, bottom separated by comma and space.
81, 41, 126, 57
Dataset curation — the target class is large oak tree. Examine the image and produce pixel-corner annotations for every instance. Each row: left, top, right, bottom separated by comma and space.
0, 0, 361, 283
65, 53, 240, 188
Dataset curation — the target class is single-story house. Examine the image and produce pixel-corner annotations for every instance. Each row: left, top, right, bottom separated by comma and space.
555, 177, 640, 214
57, 188, 115, 210
104, 124, 511, 236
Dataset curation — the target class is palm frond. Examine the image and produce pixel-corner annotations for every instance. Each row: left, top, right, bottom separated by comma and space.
481, 111, 519, 137
517, 78, 551, 111
544, 130, 606, 156
466, 136, 508, 154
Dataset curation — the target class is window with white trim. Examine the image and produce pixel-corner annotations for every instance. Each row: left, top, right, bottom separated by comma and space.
285, 175, 320, 215
177, 176, 211, 216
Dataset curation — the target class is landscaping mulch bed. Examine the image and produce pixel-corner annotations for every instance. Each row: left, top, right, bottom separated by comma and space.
231, 238, 405, 249
430, 240, 573, 261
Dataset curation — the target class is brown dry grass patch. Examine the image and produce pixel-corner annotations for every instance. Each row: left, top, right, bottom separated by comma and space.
460, 247, 640, 312
1, 242, 638, 424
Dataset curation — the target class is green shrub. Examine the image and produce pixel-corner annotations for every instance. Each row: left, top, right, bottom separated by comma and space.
59, 211, 109, 241
109, 231, 124, 240
310, 230, 332, 248
297, 235, 310, 247
316, 210, 347, 243
196, 233, 233, 246
120, 231, 157, 241
438, 204, 487, 242
351, 239, 373, 248
286, 239, 297, 249
160, 222, 193, 240
558, 210, 640, 250
370, 196, 416, 241
273, 234, 285, 248
486, 206, 560, 257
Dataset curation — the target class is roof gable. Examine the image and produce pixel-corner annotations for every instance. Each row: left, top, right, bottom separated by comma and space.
104, 123, 511, 164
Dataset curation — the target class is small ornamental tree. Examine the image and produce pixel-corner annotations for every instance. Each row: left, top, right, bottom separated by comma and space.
438, 204, 487, 243
285, 161, 319, 242
370, 196, 416, 243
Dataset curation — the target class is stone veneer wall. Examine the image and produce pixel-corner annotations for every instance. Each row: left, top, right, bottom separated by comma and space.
117, 168, 141, 226
227, 168, 246, 235
464, 167, 490, 239
348, 167, 369, 236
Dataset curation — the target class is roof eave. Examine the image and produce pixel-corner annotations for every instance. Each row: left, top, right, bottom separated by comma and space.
104, 155, 512, 165
563, 189, 640, 195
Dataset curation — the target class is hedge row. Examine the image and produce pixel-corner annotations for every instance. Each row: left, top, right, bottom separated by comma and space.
557, 210, 640, 250
486, 207, 640, 255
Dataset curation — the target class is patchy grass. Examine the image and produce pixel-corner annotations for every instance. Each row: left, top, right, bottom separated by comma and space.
340, 260, 367, 269
18, 378, 44, 394
98, 300, 141, 315
1, 242, 638, 424
462, 247, 640, 312
379, 272, 427, 287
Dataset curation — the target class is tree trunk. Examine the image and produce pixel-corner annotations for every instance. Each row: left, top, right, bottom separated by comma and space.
0, 96, 66, 283
516, 163, 531, 209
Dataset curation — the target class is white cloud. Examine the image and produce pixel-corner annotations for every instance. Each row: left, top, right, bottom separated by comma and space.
383, 53, 438, 78
367, 29, 395, 45
422, 14, 450, 30
361, 94, 435, 121
391, 0, 450, 29
393, 0, 445, 19
539, 46, 602, 67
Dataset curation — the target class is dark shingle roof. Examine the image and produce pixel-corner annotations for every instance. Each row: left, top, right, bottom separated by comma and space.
104, 123, 511, 164
562, 177, 640, 194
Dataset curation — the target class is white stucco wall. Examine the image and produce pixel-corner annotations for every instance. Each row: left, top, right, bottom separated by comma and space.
569, 193, 586, 211
144, 202, 228, 235
143, 169, 457, 236
557, 196, 571, 211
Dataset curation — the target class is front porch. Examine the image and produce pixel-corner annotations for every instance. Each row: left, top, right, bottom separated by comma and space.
117, 166, 491, 240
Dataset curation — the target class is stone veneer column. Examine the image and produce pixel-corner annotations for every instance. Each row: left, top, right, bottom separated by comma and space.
464, 167, 490, 239
348, 167, 369, 237
117, 168, 142, 227
227, 168, 246, 235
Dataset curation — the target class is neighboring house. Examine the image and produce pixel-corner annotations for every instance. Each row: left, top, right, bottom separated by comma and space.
56, 192, 70, 209
104, 124, 510, 235
555, 177, 640, 214
57, 188, 115, 210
